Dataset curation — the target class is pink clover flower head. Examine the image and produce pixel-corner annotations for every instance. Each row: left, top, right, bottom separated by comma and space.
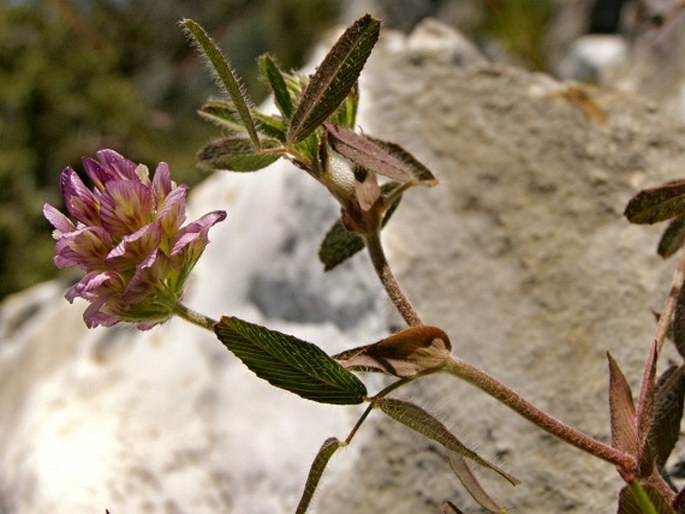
44, 149, 226, 330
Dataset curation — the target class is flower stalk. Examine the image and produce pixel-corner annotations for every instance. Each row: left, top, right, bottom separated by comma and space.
173, 302, 217, 331
443, 357, 636, 471
364, 230, 422, 327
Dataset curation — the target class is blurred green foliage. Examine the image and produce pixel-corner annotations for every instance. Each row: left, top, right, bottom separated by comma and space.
0, 0, 339, 299
476, 0, 554, 70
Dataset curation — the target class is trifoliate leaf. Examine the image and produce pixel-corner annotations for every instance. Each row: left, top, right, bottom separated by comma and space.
624, 179, 685, 224
287, 15, 380, 143
215, 316, 367, 404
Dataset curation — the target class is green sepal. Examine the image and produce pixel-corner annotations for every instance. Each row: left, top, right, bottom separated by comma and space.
215, 316, 368, 404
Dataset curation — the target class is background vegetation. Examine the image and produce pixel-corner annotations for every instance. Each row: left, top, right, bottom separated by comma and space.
0, 0, 562, 300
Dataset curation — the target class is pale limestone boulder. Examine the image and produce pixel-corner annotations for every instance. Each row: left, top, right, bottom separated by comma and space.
3, 18, 685, 514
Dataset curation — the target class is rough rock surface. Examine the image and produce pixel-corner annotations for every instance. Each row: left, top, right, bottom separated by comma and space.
3, 18, 685, 514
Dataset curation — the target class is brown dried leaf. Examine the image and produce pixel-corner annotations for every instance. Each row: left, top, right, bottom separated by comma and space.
334, 326, 452, 378
608, 352, 638, 457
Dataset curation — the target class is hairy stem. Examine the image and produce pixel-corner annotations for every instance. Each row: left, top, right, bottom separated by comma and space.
443, 357, 637, 471
173, 302, 217, 331
364, 230, 422, 327
654, 248, 685, 353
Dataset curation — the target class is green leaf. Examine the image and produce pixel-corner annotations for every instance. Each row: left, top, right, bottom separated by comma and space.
649, 365, 685, 468
198, 137, 281, 172
295, 437, 345, 514
215, 316, 367, 404
318, 219, 366, 271
448, 453, 508, 514
624, 180, 685, 224
617, 483, 674, 514
259, 54, 293, 119
607, 352, 638, 457
658, 216, 685, 258
287, 15, 381, 143
334, 326, 451, 378
181, 19, 261, 149
376, 398, 519, 486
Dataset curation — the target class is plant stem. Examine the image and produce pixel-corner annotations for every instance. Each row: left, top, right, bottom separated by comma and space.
364, 230, 422, 327
173, 302, 217, 331
654, 248, 685, 353
443, 357, 637, 471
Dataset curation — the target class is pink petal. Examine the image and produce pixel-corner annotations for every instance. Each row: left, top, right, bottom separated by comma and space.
54, 226, 112, 269
152, 162, 173, 203
60, 168, 100, 225
156, 185, 188, 235
105, 223, 161, 271
124, 249, 168, 301
65, 271, 123, 303
43, 204, 76, 235
95, 149, 138, 181
99, 179, 154, 237
171, 210, 227, 257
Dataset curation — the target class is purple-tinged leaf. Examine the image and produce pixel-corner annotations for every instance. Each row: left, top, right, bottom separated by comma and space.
334, 326, 451, 378
617, 483, 675, 514
198, 137, 282, 172
368, 137, 438, 186
637, 341, 659, 476
182, 19, 261, 150
608, 352, 638, 457
442, 501, 466, 514
448, 452, 508, 514
215, 316, 367, 405
674, 287, 685, 359
625, 180, 685, 224
295, 438, 345, 514
376, 397, 519, 486
649, 364, 685, 468
287, 15, 380, 143
658, 216, 685, 259
326, 124, 411, 182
